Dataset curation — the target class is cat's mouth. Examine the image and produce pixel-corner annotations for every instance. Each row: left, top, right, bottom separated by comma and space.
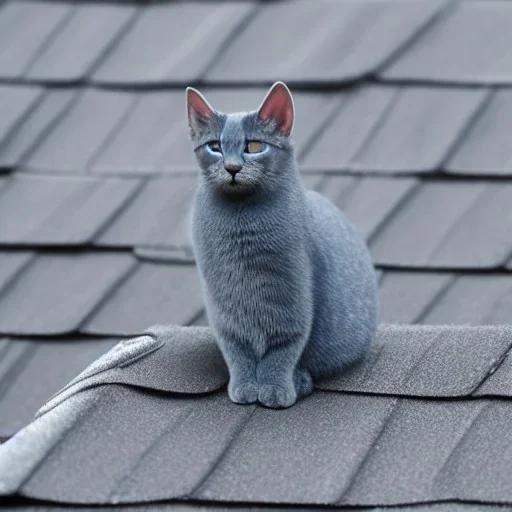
218, 175, 254, 197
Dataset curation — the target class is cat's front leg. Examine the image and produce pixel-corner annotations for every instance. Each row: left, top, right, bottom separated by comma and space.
221, 339, 259, 405
257, 342, 306, 409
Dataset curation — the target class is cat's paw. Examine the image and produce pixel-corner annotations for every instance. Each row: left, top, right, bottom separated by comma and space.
228, 381, 259, 404
258, 384, 297, 409
294, 368, 314, 398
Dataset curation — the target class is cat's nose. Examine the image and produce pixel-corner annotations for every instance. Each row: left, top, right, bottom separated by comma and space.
225, 164, 242, 176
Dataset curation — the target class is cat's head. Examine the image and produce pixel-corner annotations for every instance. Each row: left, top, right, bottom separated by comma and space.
186, 82, 296, 199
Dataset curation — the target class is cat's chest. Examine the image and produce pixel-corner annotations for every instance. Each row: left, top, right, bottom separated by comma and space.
192, 194, 301, 275
196, 211, 284, 263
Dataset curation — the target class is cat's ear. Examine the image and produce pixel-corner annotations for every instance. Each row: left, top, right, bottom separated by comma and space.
186, 87, 216, 135
257, 81, 294, 137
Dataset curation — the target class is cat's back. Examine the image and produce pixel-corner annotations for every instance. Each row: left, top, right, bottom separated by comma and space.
306, 189, 369, 262
300, 188, 378, 375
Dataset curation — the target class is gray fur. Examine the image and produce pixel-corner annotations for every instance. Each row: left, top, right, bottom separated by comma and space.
187, 82, 378, 408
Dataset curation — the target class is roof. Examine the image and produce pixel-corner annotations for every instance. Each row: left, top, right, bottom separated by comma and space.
1, 0, 512, 509
3, 324, 512, 509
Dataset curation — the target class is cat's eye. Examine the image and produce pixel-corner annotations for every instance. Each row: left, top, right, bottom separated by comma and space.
207, 141, 222, 153
245, 141, 264, 154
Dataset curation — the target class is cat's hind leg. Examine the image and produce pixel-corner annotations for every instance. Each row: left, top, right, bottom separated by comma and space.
294, 367, 314, 398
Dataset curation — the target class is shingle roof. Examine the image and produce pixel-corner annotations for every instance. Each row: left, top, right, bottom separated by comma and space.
2, 0, 512, 510
2, 325, 512, 508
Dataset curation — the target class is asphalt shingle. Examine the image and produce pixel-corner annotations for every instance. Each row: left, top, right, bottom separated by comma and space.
350, 87, 488, 173
97, 176, 196, 249
0, 85, 43, 169
301, 86, 396, 171
383, 1, 512, 85
0, 1, 72, 80
447, 90, 512, 175
25, 3, 137, 82
370, 181, 512, 268
92, 2, 255, 85
0, 252, 33, 294
421, 274, 512, 325
2, 326, 512, 507
24, 89, 134, 172
313, 176, 418, 240
302, 86, 488, 174
378, 271, 455, 324
81, 262, 204, 335
0, 338, 118, 437
0, 252, 135, 335
0, 175, 142, 245
319, 325, 512, 398
0, 89, 76, 170
206, 0, 446, 84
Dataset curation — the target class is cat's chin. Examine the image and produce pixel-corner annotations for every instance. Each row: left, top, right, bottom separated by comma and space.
216, 180, 255, 199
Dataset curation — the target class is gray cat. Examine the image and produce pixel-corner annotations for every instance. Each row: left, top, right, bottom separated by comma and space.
187, 82, 378, 408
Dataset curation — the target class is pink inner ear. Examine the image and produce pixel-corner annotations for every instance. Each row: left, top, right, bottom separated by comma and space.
258, 84, 294, 136
187, 88, 214, 122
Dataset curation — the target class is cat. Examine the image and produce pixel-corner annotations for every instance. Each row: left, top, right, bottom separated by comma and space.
187, 82, 378, 408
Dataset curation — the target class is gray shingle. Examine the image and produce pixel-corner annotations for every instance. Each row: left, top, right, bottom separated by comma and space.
26, 387, 202, 502
92, 2, 255, 84
3, 326, 512, 506
24, 89, 134, 172
25, 4, 137, 82
383, 1, 512, 85
447, 90, 512, 175
113, 394, 254, 503
302, 86, 488, 174
40, 325, 511, 413
319, 325, 512, 398
90, 92, 186, 174
195, 393, 397, 504
0, 251, 33, 294
370, 181, 512, 268
340, 400, 487, 506
434, 401, 512, 504
0, 339, 32, 396
0, 1, 72, 79
97, 176, 196, 249
133, 247, 195, 265
0, 253, 135, 335
206, 0, 445, 84
0, 338, 118, 437
0, 89, 76, 169
82, 262, 204, 335
12, 386, 512, 506
0, 175, 142, 245
92, 90, 339, 174
315, 176, 418, 239
421, 274, 512, 325
378, 271, 455, 324
0, 85, 43, 164
350, 87, 488, 173
40, 326, 228, 416
301, 86, 396, 171
0, 505, 507, 512
475, 346, 512, 397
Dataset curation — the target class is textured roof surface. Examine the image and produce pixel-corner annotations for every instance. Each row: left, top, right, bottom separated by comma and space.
2, 0, 512, 510
2, 325, 512, 509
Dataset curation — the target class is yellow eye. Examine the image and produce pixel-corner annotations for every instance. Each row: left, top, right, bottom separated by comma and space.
245, 141, 263, 153
208, 141, 221, 153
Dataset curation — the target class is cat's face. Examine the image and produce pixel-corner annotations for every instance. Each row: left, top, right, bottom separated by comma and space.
186, 82, 295, 198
